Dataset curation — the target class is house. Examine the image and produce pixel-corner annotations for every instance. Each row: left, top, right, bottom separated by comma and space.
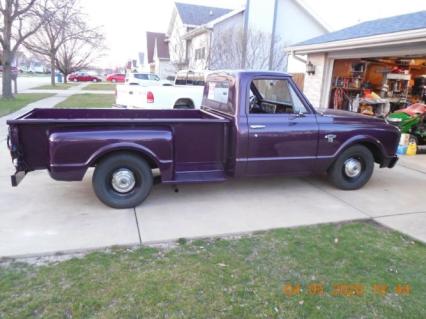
287, 11, 426, 110
167, 2, 233, 70
145, 32, 175, 79
167, 0, 328, 72
245, 0, 328, 71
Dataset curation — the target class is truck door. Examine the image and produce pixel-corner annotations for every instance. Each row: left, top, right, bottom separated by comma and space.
246, 78, 319, 175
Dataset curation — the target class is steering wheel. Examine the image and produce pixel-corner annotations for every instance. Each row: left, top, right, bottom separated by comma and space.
249, 95, 258, 112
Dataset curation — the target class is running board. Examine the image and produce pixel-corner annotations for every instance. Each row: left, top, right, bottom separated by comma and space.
173, 170, 227, 183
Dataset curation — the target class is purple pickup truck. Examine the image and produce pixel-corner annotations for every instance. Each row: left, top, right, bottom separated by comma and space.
7, 71, 400, 208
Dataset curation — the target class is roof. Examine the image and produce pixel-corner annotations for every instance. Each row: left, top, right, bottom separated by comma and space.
175, 2, 232, 26
298, 10, 426, 46
146, 32, 170, 63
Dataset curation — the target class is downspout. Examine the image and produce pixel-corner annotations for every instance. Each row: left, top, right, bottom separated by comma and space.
291, 51, 307, 64
268, 0, 279, 70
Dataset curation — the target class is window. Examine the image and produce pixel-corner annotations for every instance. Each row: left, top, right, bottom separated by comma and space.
249, 79, 309, 114
195, 47, 206, 60
148, 74, 160, 81
207, 81, 229, 104
133, 73, 149, 80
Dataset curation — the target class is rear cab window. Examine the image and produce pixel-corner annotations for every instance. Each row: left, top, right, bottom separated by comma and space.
202, 74, 235, 115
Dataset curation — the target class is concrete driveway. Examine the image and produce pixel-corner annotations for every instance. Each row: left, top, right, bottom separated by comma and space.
0, 137, 425, 257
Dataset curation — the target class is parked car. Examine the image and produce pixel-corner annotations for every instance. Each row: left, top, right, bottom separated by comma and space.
124, 72, 170, 86
7, 70, 400, 209
68, 72, 102, 82
0, 66, 19, 74
115, 70, 208, 109
106, 73, 125, 83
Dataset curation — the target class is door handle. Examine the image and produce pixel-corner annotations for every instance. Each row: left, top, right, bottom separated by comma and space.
250, 125, 266, 129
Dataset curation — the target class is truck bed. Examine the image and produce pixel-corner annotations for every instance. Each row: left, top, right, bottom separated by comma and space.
9, 108, 225, 123
7, 108, 231, 184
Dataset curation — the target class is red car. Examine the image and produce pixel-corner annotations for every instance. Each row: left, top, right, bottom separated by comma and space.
106, 73, 125, 83
68, 72, 102, 82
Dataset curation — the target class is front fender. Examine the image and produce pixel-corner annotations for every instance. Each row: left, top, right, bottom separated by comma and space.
335, 135, 387, 158
48, 129, 173, 181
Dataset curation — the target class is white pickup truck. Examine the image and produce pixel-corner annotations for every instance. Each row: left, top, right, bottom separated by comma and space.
115, 71, 206, 109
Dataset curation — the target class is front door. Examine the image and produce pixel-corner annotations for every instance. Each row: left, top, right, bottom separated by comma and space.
246, 78, 319, 175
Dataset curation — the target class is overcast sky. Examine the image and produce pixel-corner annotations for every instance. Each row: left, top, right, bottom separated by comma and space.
81, 0, 426, 68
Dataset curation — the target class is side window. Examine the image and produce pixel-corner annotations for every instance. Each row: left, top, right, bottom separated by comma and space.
149, 74, 160, 81
249, 79, 308, 114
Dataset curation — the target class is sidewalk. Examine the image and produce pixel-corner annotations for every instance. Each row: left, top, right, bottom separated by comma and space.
0, 83, 114, 140
0, 151, 425, 258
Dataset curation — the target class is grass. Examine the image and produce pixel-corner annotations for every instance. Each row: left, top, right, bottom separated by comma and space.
54, 93, 115, 108
82, 83, 116, 91
0, 93, 55, 117
33, 83, 78, 90
1, 221, 425, 318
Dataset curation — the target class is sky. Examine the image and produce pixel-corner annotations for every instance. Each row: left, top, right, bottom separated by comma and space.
81, 0, 426, 68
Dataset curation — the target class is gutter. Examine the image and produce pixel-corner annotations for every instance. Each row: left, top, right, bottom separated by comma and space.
290, 52, 307, 64
287, 28, 426, 55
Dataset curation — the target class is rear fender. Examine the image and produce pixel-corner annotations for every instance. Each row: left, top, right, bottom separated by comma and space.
48, 129, 173, 181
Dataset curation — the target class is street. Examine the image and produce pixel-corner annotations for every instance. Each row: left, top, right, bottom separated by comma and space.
0, 75, 50, 92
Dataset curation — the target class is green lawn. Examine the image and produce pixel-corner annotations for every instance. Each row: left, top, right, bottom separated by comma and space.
33, 83, 78, 90
55, 93, 115, 108
0, 93, 54, 117
1, 222, 425, 318
82, 83, 116, 91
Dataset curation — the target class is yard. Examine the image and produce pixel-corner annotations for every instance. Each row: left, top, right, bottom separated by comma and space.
1, 221, 425, 318
33, 83, 78, 90
54, 93, 115, 108
0, 93, 54, 117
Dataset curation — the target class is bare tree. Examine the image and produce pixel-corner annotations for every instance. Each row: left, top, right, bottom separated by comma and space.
24, 0, 81, 86
55, 28, 105, 83
168, 24, 188, 71
0, 0, 51, 98
209, 26, 288, 71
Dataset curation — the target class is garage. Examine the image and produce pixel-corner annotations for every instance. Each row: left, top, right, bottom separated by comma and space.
288, 10, 426, 154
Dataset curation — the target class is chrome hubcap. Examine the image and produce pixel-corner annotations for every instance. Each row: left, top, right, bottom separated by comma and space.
344, 158, 362, 178
111, 168, 136, 193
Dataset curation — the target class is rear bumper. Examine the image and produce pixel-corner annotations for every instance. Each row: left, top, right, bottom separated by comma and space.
381, 155, 399, 168
11, 170, 26, 187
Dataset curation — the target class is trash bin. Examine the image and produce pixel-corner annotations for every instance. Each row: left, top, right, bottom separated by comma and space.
56, 72, 63, 83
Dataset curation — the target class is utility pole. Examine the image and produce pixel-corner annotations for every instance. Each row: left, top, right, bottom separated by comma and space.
268, 0, 279, 70
241, 0, 250, 69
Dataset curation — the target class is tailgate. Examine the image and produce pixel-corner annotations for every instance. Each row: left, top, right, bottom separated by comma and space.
7, 124, 27, 186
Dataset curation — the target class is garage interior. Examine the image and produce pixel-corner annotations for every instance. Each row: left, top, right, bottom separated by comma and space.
329, 56, 426, 114
329, 55, 426, 154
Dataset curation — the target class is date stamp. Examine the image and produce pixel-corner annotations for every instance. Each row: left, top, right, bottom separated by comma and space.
282, 283, 411, 297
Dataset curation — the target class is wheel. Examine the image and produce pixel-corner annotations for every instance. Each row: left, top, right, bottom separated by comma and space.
92, 78, 97, 82
328, 145, 374, 190
174, 99, 194, 109
92, 153, 153, 208
112, 79, 117, 83
73, 78, 78, 82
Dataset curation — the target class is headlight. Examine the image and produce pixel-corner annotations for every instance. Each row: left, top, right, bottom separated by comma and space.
387, 117, 402, 123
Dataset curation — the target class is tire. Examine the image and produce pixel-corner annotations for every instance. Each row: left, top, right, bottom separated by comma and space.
73, 78, 78, 82
328, 145, 374, 190
112, 79, 117, 83
92, 153, 153, 208
174, 99, 194, 109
